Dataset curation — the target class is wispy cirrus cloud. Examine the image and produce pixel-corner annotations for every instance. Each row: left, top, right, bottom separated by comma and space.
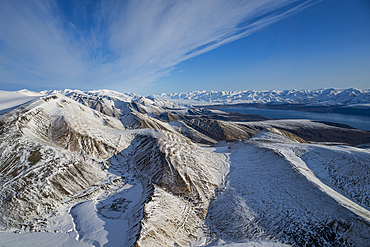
0, 0, 320, 92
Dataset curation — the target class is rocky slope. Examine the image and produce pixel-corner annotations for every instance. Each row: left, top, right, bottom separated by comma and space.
183, 118, 260, 141
126, 132, 228, 246
0, 93, 229, 246
237, 119, 370, 146
0, 94, 128, 230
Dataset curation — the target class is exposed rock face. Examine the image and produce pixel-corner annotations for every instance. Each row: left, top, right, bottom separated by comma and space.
0, 93, 229, 246
137, 185, 204, 246
239, 120, 370, 146
0, 104, 108, 229
69, 93, 125, 117
264, 127, 308, 143
120, 112, 175, 133
17, 95, 126, 159
59, 90, 166, 117
158, 111, 184, 122
170, 121, 218, 145
126, 132, 229, 246
184, 118, 260, 141
185, 108, 269, 122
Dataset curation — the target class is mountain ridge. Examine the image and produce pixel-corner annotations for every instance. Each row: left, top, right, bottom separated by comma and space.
1, 89, 370, 246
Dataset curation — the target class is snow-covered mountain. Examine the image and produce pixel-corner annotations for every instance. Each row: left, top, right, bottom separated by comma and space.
1, 89, 370, 246
41, 89, 180, 115
0, 92, 228, 246
154, 88, 370, 107
205, 128, 370, 246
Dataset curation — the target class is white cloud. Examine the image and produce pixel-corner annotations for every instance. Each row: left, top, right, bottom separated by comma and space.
0, 1, 85, 86
0, 0, 320, 92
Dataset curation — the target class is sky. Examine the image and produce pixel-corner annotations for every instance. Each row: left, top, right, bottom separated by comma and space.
0, 0, 369, 95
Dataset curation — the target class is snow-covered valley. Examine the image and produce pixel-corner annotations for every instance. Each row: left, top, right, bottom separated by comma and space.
0, 89, 369, 246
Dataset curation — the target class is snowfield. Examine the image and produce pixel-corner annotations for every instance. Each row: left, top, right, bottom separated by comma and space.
0, 90, 43, 115
0, 89, 369, 246
204, 130, 370, 246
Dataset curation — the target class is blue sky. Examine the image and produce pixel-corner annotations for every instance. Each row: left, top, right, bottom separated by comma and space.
0, 0, 369, 95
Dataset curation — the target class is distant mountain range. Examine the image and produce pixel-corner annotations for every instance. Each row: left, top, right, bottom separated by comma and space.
154, 88, 370, 108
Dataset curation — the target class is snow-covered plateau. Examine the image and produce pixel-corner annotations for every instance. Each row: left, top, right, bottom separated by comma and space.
0, 89, 369, 246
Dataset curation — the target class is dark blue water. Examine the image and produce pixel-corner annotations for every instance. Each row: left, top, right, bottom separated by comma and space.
217, 107, 370, 131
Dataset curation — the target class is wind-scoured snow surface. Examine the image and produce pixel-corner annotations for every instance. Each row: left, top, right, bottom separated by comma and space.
0, 90, 43, 115
0, 89, 370, 246
154, 88, 370, 107
204, 129, 370, 246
